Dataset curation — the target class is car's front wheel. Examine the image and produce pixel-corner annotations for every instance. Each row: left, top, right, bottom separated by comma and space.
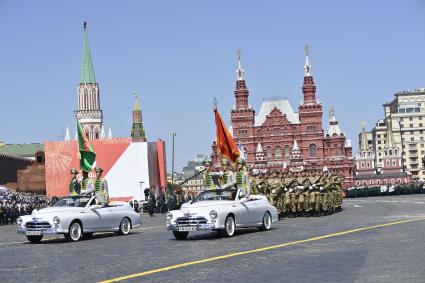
219, 215, 235, 237
173, 231, 189, 240
65, 221, 82, 242
26, 235, 43, 243
118, 217, 132, 235
259, 212, 272, 231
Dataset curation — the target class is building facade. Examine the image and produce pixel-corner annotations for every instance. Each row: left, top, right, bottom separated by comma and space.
363, 88, 425, 180
230, 48, 354, 188
74, 22, 104, 140
355, 120, 411, 186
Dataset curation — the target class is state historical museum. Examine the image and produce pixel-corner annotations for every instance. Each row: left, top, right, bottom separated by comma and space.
229, 48, 354, 188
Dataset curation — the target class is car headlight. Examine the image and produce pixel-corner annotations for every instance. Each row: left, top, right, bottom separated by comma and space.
166, 212, 172, 221
16, 217, 22, 225
209, 210, 217, 219
53, 216, 60, 225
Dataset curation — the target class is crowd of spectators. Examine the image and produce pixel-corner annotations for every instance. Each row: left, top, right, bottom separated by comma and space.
0, 188, 59, 226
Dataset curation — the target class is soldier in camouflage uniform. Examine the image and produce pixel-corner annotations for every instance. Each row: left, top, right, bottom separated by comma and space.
81, 170, 95, 196
235, 158, 250, 198
203, 160, 215, 190
217, 159, 235, 189
94, 167, 109, 207
69, 168, 80, 196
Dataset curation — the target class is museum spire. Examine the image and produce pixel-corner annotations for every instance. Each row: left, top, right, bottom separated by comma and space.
236, 49, 244, 81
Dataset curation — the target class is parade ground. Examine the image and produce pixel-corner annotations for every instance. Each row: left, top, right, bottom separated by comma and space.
1, 195, 425, 283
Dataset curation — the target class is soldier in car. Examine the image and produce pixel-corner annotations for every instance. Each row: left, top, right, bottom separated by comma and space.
203, 159, 216, 190
94, 167, 109, 207
217, 158, 235, 189
80, 170, 95, 196
235, 158, 251, 198
69, 168, 80, 196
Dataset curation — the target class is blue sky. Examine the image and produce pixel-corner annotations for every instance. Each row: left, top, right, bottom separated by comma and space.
0, 1, 424, 171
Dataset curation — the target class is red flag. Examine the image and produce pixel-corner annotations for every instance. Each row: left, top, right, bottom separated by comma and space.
214, 109, 240, 163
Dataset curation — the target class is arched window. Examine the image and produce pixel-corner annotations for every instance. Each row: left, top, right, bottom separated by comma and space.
309, 144, 317, 157
275, 146, 282, 159
267, 147, 272, 159
284, 145, 290, 157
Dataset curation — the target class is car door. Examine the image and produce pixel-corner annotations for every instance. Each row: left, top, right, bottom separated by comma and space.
82, 208, 102, 230
94, 207, 116, 229
241, 199, 260, 224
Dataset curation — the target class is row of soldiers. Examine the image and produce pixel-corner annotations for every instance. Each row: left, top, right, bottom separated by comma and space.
251, 170, 345, 217
0, 189, 58, 225
69, 167, 109, 206
202, 157, 251, 196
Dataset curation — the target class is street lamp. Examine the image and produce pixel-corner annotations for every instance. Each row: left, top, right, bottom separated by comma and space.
171, 132, 177, 186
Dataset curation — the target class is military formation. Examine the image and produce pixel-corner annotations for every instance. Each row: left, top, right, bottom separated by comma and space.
0, 189, 58, 225
251, 170, 345, 217
197, 156, 345, 217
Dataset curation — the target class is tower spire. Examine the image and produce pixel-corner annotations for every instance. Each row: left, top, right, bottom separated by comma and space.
385, 116, 396, 148
301, 45, 317, 104
236, 49, 244, 81
75, 21, 103, 140
80, 21, 96, 84
131, 93, 146, 142
64, 125, 70, 141
304, 45, 312, 77
360, 121, 369, 151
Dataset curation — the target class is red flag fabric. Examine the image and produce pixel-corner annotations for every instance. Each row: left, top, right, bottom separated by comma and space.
214, 109, 240, 163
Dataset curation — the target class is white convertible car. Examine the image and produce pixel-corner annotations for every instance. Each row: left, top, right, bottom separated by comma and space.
17, 195, 142, 243
166, 189, 278, 240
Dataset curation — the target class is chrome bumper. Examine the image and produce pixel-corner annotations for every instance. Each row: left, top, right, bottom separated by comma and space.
17, 227, 59, 235
167, 223, 216, 231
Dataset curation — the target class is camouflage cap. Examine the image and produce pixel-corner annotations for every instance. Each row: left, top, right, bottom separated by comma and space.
70, 168, 78, 174
95, 167, 104, 173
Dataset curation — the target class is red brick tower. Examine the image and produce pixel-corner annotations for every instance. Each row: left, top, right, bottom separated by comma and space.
230, 50, 255, 159
298, 46, 324, 169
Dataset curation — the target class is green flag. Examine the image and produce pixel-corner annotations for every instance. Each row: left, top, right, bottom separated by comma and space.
76, 120, 96, 172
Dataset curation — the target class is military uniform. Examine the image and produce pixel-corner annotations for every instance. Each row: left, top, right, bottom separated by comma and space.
81, 173, 95, 196
217, 159, 235, 189
203, 160, 216, 190
69, 168, 80, 196
234, 158, 250, 197
94, 168, 109, 206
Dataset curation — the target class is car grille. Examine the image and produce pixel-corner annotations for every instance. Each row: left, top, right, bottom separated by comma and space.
176, 217, 208, 226
25, 221, 52, 229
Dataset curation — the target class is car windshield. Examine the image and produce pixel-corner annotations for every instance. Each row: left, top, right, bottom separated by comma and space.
53, 196, 92, 208
192, 190, 237, 203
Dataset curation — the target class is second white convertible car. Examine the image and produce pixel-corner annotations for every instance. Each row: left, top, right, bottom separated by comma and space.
166, 189, 278, 240
17, 196, 142, 243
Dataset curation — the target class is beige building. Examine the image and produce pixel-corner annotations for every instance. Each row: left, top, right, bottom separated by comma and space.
365, 88, 425, 180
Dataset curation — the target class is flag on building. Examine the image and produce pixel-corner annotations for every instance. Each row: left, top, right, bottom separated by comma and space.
77, 119, 96, 172
214, 109, 239, 163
